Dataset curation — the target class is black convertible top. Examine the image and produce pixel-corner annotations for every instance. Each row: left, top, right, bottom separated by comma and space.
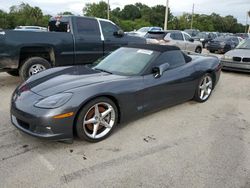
126, 43, 180, 52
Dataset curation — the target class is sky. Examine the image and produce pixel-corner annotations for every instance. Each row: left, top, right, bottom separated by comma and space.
0, 0, 249, 24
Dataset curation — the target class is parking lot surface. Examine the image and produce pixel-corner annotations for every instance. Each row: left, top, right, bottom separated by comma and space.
0, 62, 250, 187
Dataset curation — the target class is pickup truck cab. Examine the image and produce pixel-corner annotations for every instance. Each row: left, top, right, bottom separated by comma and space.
0, 16, 145, 80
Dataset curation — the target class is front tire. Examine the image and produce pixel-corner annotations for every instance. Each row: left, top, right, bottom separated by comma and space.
76, 97, 118, 142
193, 74, 213, 103
19, 57, 51, 81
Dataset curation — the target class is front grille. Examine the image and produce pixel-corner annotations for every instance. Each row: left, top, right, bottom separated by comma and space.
233, 57, 242, 62
242, 58, 250, 62
16, 118, 30, 130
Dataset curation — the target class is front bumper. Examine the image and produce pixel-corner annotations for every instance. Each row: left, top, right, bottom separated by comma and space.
221, 60, 250, 73
11, 92, 74, 141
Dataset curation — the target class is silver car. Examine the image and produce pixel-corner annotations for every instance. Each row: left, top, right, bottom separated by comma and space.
221, 39, 250, 72
146, 30, 203, 53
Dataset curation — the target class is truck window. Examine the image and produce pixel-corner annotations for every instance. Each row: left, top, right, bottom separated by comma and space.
100, 21, 119, 37
76, 17, 100, 35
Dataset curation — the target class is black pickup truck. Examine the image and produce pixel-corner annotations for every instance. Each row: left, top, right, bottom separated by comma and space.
0, 16, 145, 80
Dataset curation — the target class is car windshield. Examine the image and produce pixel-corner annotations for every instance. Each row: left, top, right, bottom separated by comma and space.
138, 27, 149, 32
236, 39, 250, 49
196, 32, 207, 38
93, 47, 159, 76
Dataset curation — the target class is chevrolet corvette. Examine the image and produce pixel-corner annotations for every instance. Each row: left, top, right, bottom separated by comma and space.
11, 44, 221, 142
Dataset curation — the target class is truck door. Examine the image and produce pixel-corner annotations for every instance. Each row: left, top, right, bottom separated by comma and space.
99, 20, 128, 55
73, 17, 104, 64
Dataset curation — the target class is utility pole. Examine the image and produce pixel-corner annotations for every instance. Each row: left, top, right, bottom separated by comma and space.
164, 0, 169, 30
245, 12, 248, 33
107, 0, 110, 20
191, 3, 194, 29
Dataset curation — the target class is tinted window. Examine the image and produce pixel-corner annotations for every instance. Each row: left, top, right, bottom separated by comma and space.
155, 50, 186, 69
170, 32, 184, 41
76, 17, 100, 35
100, 21, 119, 37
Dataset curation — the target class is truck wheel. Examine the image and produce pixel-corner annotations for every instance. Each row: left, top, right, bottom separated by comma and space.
7, 70, 19, 77
19, 57, 51, 81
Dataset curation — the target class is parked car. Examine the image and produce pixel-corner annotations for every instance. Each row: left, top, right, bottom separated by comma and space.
184, 29, 200, 37
11, 44, 221, 142
0, 16, 146, 80
15, 26, 48, 32
221, 38, 250, 72
128, 26, 163, 37
234, 33, 249, 39
207, 36, 242, 53
145, 30, 203, 53
193, 32, 217, 48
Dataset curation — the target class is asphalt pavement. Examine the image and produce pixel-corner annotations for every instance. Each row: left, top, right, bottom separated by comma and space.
0, 52, 250, 188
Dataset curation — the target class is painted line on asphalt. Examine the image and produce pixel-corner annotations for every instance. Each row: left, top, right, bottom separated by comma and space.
38, 154, 55, 171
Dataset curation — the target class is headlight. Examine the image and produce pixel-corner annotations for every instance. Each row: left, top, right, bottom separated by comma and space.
220, 42, 226, 45
223, 55, 232, 61
34, 93, 73, 109
200, 38, 205, 41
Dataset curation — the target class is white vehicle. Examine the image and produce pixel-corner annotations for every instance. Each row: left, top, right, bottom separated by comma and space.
14, 26, 47, 32
146, 30, 203, 53
128, 27, 163, 37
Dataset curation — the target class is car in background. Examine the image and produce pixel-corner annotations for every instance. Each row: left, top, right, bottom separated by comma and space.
193, 32, 217, 48
234, 33, 249, 39
128, 26, 163, 37
207, 36, 242, 53
145, 30, 203, 53
11, 44, 221, 142
15, 26, 47, 32
221, 38, 250, 72
184, 29, 200, 37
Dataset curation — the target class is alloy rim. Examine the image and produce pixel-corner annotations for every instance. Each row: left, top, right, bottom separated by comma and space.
199, 76, 213, 100
83, 102, 115, 139
29, 64, 46, 76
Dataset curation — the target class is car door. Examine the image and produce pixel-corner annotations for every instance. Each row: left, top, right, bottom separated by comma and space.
73, 17, 104, 64
169, 31, 186, 50
99, 20, 128, 55
142, 50, 196, 112
183, 32, 196, 51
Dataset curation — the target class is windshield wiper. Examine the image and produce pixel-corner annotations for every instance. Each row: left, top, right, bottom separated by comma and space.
94, 68, 113, 74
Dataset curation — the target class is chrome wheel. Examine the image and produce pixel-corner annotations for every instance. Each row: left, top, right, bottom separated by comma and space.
28, 64, 46, 76
199, 75, 213, 101
83, 102, 116, 139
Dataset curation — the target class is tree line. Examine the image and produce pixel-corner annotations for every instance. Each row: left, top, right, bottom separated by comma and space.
0, 2, 248, 33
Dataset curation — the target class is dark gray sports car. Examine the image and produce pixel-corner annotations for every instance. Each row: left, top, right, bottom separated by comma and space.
11, 44, 221, 142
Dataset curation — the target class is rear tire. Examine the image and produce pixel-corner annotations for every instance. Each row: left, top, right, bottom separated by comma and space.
19, 57, 51, 81
193, 73, 213, 103
195, 47, 202, 53
76, 97, 118, 142
7, 70, 19, 77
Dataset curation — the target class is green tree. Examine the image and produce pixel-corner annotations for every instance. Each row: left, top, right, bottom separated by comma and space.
83, 1, 108, 19
120, 4, 141, 21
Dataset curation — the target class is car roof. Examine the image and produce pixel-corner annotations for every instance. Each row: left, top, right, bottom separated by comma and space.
126, 44, 180, 52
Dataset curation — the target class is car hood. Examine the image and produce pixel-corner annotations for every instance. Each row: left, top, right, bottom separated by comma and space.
225, 48, 250, 57
25, 66, 125, 97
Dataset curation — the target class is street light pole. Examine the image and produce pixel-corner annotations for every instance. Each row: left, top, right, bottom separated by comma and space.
107, 0, 110, 20
164, 0, 169, 30
191, 3, 194, 29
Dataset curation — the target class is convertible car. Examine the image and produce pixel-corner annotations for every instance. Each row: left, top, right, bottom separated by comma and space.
11, 44, 221, 142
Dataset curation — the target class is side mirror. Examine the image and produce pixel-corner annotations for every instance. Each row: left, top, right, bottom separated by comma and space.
114, 30, 124, 37
189, 38, 194, 42
152, 63, 170, 78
